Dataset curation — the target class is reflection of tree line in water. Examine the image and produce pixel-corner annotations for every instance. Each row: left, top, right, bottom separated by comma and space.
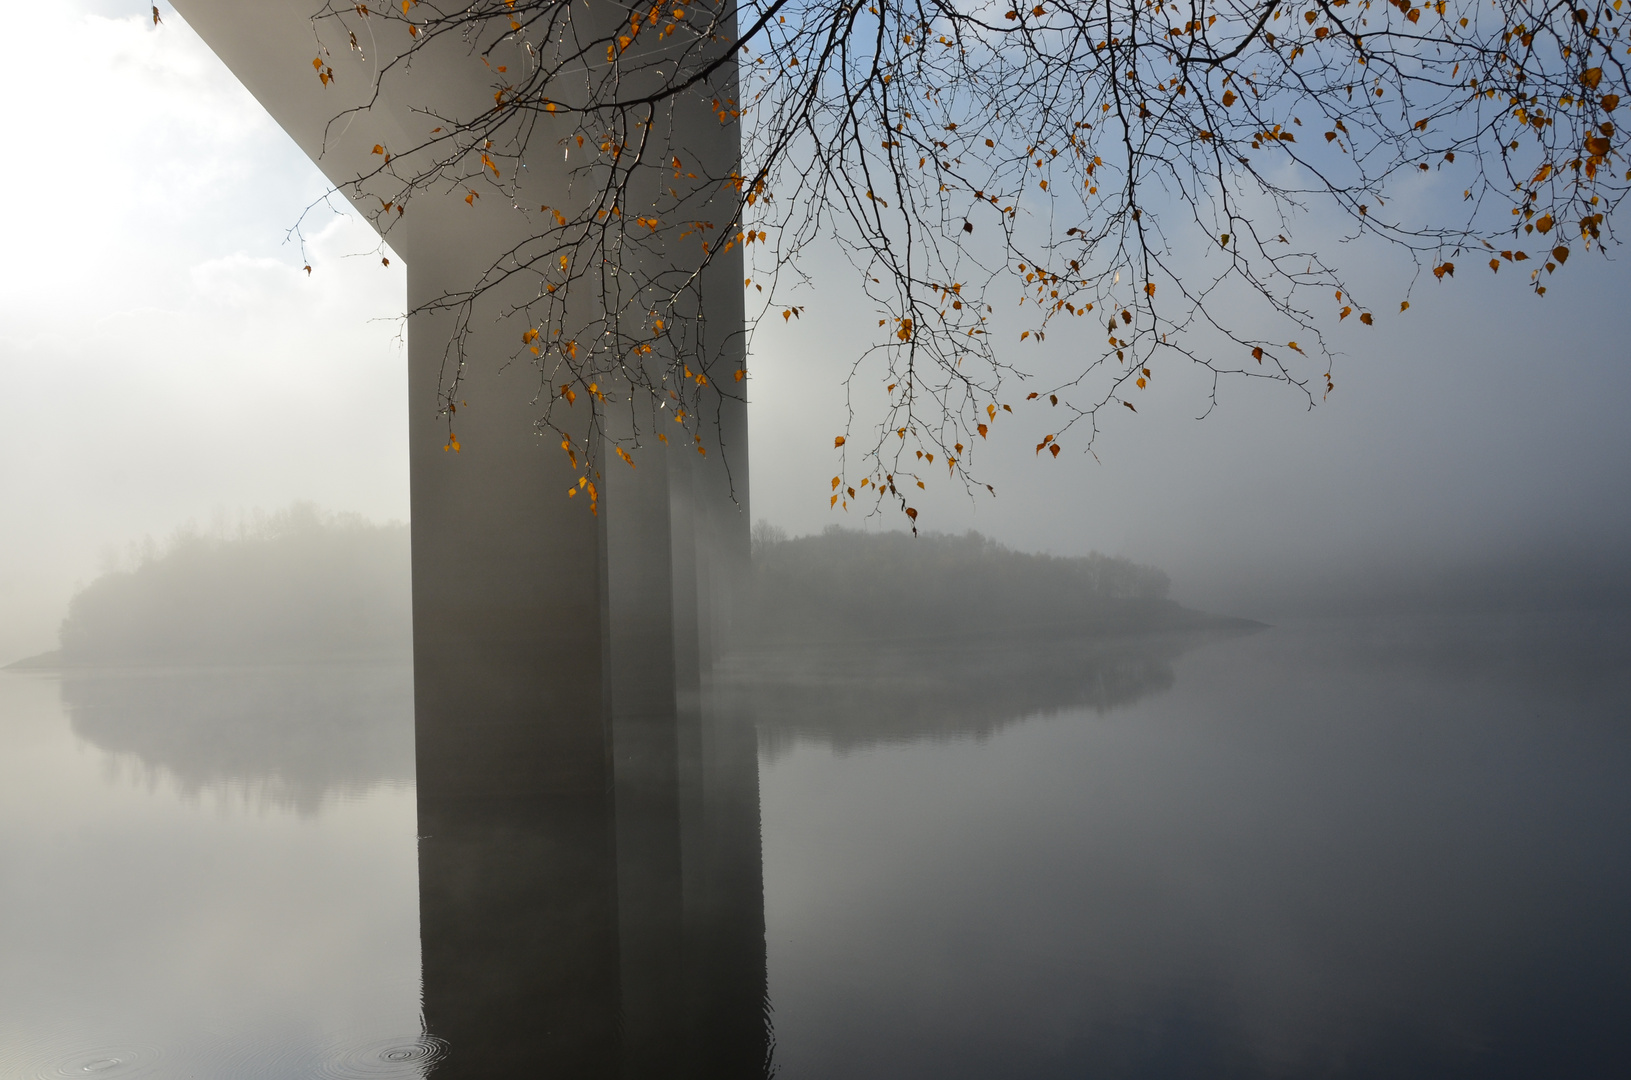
54, 626, 1256, 806
59, 664, 415, 814
726, 629, 1250, 758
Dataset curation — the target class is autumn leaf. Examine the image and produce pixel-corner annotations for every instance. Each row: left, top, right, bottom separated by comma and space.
834, 435, 846, 447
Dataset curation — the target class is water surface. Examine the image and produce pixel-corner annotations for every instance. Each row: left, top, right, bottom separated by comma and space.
1, 611, 1625, 1077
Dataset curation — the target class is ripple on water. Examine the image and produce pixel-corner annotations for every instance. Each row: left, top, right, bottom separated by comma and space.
24, 1044, 166, 1079
305, 1034, 450, 1078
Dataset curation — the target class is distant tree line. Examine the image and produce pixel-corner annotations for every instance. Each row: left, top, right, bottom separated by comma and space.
54, 505, 412, 666
37, 509, 1196, 667
747, 524, 1193, 645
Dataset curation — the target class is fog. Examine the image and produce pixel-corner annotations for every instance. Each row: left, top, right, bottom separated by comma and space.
4, 1, 1631, 666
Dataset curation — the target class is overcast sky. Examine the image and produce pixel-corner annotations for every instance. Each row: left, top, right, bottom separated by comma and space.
3, 1, 1628, 662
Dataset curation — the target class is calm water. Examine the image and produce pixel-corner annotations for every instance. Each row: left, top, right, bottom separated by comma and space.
1, 612, 1626, 1078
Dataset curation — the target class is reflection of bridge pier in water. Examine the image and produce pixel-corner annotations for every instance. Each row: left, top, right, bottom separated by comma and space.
415, 668, 769, 1078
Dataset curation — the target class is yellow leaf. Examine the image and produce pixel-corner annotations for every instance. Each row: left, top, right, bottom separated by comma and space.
834, 436, 846, 447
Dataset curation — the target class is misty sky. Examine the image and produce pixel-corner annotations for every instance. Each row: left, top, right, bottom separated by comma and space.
4, 0, 1629, 663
